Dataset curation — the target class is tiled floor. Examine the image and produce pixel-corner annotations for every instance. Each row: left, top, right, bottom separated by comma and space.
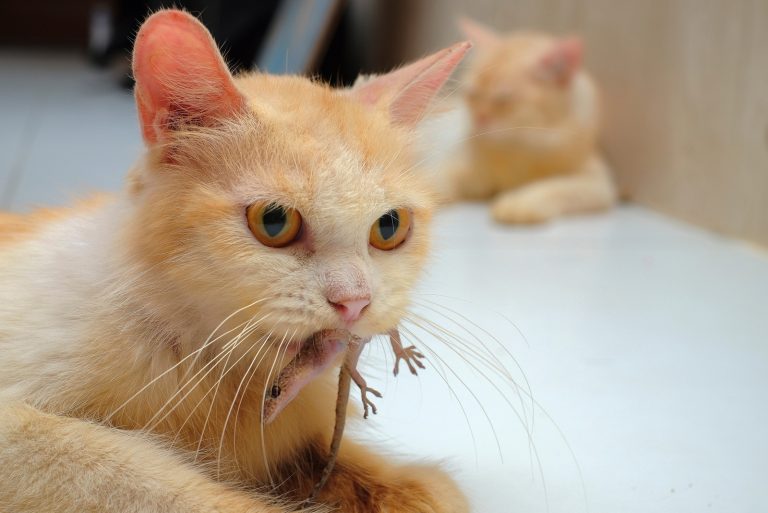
0, 51, 140, 211
2, 51, 767, 513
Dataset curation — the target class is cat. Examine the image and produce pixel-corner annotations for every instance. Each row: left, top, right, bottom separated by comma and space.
447, 18, 617, 224
0, 10, 471, 513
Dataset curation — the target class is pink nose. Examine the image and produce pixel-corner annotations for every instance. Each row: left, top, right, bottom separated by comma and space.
475, 113, 491, 127
329, 297, 370, 323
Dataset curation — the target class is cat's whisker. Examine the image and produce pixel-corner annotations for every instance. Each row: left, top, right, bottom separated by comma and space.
167, 315, 274, 453
208, 321, 282, 471
258, 327, 298, 486
409, 303, 516, 377
402, 304, 587, 511
401, 318, 551, 508
408, 301, 534, 428
144, 312, 271, 433
104, 297, 270, 423
189, 314, 272, 453
416, 292, 533, 349
406, 312, 546, 477
413, 293, 537, 430
410, 296, 585, 486
230, 334, 277, 471
107, 319, 249, 426
225, 327, 298, 479
403, 315, 545, 478
397, 321, 504, 461
408, 314, 531, 431
211, 326, 286, 477
384, 291, 532, 458
227, 327, 296, 452
397, 324, 481, 465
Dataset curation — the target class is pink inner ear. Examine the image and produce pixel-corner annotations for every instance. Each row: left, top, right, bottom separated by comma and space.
537, 37, 583, 87
352, 41, 471, 127
132, 10, 244, 145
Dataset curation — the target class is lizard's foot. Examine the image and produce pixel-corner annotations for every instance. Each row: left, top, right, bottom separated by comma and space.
393, 344, 426, 376
359, 384, 382, 419
349, 368, 382, 419
389, 329, 427, 376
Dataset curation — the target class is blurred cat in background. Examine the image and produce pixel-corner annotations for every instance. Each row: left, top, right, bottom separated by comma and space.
448, 18, 616, 224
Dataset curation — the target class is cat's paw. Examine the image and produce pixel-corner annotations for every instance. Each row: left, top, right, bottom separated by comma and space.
491, 193, 557, 224
377, 464, 469, 513
317, 462, 468, 513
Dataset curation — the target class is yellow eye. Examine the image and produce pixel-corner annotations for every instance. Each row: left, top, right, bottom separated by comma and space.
246, 202, 302, 248
369, 208, 411, 250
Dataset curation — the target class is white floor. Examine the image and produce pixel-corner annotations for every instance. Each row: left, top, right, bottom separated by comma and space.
370, 204, 768, 513
2, 52, 767, 513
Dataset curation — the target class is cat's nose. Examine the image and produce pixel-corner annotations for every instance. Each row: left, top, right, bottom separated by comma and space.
328, 296, 370, 323
474, 112, 491, 127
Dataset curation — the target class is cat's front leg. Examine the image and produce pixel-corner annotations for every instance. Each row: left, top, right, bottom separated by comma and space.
278, 439, 469, 513
0, 401, 291, 513
444, 155, 497, 203
491, 156, 616, 224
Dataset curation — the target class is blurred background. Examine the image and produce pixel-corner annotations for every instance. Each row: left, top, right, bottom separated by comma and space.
1, 2, 767, 513
1, 0, 766, 246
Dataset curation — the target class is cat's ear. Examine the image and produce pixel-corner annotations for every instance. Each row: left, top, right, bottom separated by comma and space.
351, 41, 471, 127
132, 10, 245, 145
457, 17, 500, 48
535, 37, 583, 87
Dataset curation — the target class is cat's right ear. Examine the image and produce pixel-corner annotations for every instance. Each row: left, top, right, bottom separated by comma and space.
535, 37, 583, 87
457, 17, 500, 48
132, 10, 245, 146
351, 41, 471, 127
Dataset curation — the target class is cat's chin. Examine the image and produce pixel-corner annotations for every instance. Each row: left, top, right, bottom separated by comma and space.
262, 329, 352, 424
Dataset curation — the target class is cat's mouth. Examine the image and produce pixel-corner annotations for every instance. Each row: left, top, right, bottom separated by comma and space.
262, 329, 350, 424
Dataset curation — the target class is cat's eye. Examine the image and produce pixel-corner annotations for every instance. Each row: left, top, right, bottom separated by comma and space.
246, 202, 302, 248
369, 208, 411, 251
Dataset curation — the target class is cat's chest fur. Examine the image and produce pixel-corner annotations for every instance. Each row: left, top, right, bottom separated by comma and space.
0, 203, 335, 481
469, 126, 594, 190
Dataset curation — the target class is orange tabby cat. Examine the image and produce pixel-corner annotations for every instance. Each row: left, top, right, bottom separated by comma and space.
449, 18, 616, 223
0, 10, 470, 513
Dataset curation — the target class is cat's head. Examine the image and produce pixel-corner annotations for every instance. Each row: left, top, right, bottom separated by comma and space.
459, 18, 584, 139
126, 11, 468, 379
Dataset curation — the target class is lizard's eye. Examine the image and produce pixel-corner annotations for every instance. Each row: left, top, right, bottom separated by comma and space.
369, 208, 411, 251
247, 202, 302, 248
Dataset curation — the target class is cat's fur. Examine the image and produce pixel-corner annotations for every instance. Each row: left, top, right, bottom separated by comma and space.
0, 10, 470, 513
448, 18, 616, 223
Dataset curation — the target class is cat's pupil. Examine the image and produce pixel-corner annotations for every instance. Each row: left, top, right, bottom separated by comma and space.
379, 210, 400, 240
263, 206, 287, 237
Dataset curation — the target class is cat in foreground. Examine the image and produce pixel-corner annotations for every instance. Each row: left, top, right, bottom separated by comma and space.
448, 18, 617, 224
0, 10, 471, 513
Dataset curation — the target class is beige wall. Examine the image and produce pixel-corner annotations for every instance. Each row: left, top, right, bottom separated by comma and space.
377, 0, 768, 246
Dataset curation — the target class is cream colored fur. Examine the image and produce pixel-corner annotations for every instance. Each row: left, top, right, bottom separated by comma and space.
0, 10, 470, 513
448, 21, 617, 223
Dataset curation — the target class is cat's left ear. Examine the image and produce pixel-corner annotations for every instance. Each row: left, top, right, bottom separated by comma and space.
535, 37, 583, 87
351, 41, 471, 127
132, 10, 246, 145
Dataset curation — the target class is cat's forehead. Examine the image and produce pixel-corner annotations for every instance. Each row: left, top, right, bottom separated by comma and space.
470, 34, 554, 84
225, 74, 431, 217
